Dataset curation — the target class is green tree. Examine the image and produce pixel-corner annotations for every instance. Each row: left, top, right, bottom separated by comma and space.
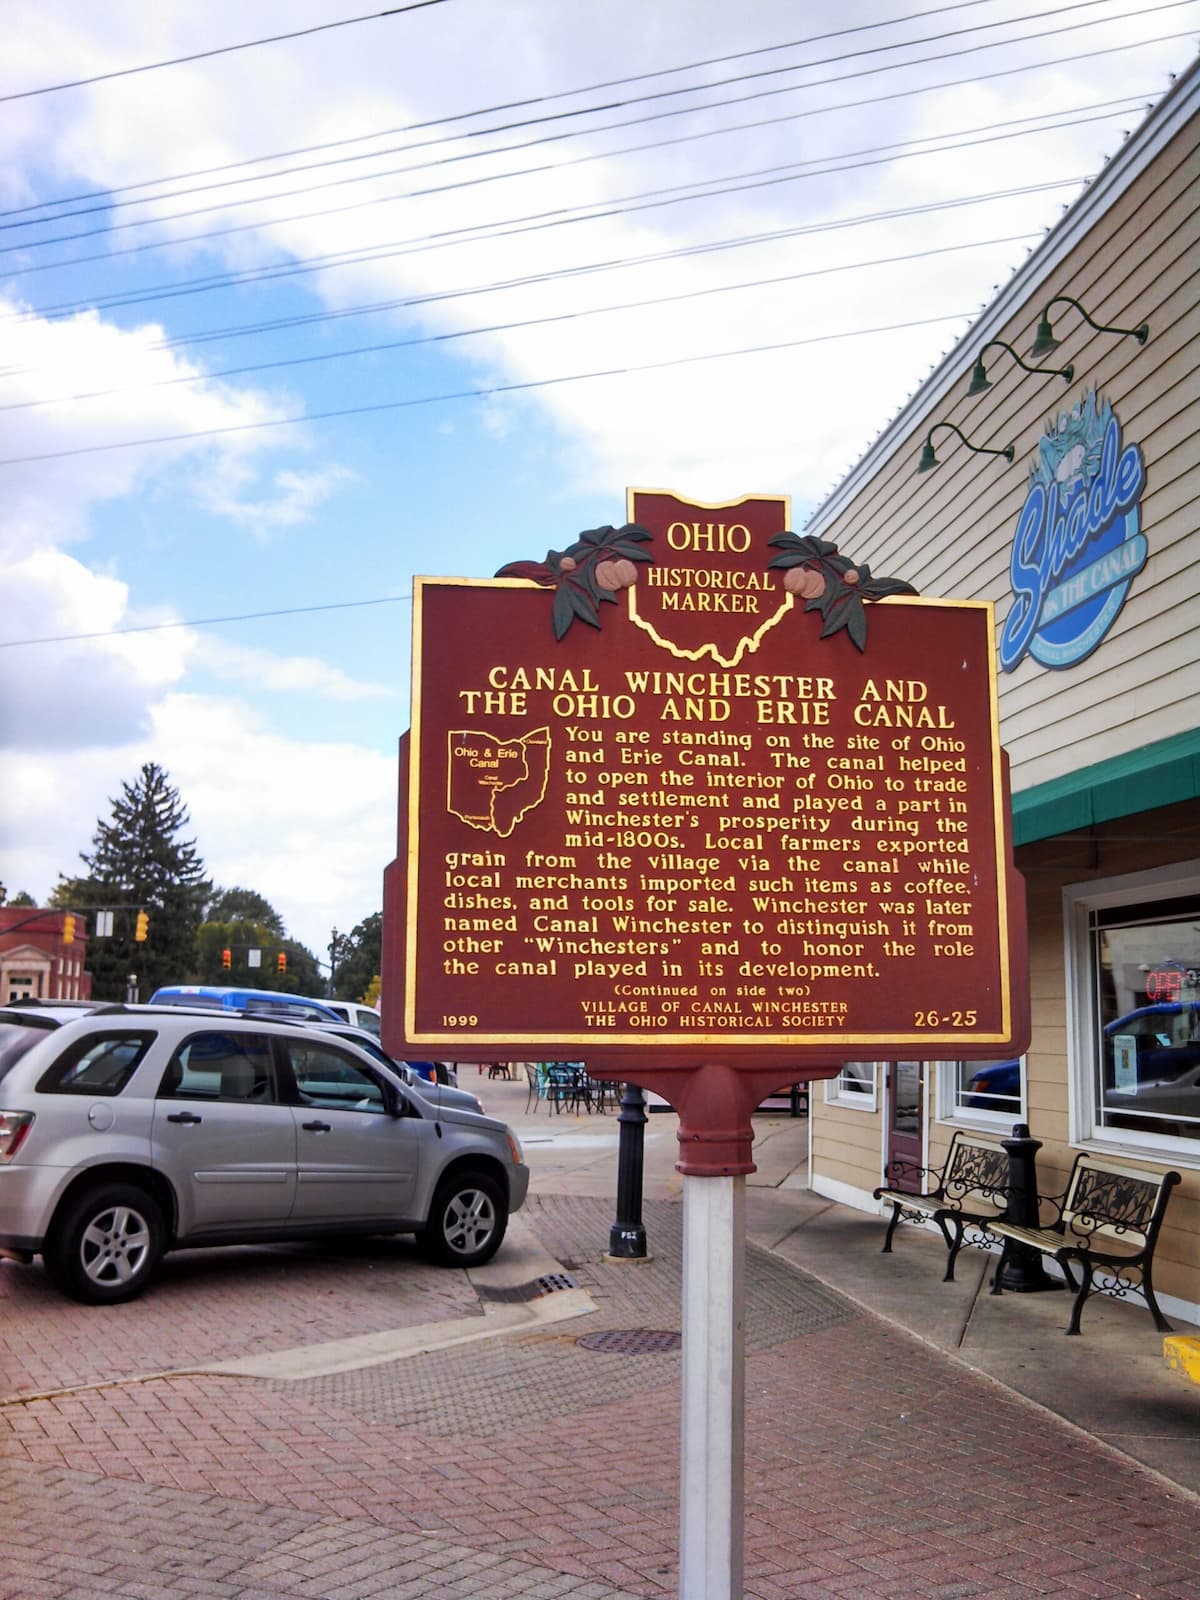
56, 763, 211, 1001
333, 912, 382, 1003
205, 886, 286, 938
195, 918, 322, 993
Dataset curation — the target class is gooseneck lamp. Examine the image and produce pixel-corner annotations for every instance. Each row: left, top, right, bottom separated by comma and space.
1029, 295, 1149, 358
916, 422, 1014, 475
967, 338, 1073, 396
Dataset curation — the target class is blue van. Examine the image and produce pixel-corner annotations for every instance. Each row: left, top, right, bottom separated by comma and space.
148, 985, 344, 1023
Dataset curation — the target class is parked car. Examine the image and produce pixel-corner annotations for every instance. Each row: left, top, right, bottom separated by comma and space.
0, 1006, 528, 1304
305, 1022, 480, 1114
318, 1000, 382, 1037
149, 985, 344, 1023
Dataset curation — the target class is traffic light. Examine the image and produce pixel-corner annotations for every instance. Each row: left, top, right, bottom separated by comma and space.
276, 951, 287, 974
62, 914, 76, 943
221, 948, 232, 970
134, 911, 149, 942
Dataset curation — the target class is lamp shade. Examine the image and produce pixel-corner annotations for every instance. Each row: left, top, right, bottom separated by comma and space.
1029, 316, 1059, 357
967, 360, 992, 396
917, 442, 939, 473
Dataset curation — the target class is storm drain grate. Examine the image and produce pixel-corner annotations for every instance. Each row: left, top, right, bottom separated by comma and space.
476, 1272, 579, 1303
576, 1328, 681, 1354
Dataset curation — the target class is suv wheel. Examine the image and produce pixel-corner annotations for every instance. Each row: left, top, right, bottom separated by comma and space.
420, 1170, 507, 1267
44, 1183, 165, 1304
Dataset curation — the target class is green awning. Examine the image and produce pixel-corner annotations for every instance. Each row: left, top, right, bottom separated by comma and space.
1012, 727, 1200, 846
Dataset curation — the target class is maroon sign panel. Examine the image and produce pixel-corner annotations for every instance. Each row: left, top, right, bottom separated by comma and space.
398, 491, 1027, 1072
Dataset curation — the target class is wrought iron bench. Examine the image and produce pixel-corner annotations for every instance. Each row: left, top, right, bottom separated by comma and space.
873, 1128, 1012, 1282
988, 1152, 1181, 1335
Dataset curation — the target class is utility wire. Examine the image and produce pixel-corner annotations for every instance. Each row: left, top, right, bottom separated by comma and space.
0, 102, 1122, 327
5, 0, 1186, 258
0, 66, 1160, 283
0, 1, 452, 104
0, 0, 1141, 240
0, 0, 1004, 219
0, 233, 1042, 413
2, 597, 411, 649
0, 174, 1084, 390
0, 306, 1022, 472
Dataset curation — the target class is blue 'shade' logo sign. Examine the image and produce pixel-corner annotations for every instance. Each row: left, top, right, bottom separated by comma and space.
999, 390, 1147, 673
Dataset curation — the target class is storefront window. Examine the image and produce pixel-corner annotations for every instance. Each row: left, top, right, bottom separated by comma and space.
1092, 898, 1200, 1142
1066, 865, 1200, 1156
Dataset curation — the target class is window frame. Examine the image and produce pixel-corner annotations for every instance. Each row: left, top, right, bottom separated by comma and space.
1064, 857, 1200, 1165
937, 1055, 1027, 1128
823, 1060, 878, 1111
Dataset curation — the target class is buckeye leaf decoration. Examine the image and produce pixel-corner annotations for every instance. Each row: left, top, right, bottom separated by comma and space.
767, 532, 917, 651
497, 522, 653, 639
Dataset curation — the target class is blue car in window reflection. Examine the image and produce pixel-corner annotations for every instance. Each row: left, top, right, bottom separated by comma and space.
964, 1059, 1021, 1112
1103, 1001, 1200, 1097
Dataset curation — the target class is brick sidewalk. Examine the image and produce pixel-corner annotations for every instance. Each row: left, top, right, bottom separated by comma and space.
4, 1193, 1200, 1598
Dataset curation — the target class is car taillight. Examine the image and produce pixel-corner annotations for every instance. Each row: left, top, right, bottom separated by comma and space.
0, 1112, 34, 1162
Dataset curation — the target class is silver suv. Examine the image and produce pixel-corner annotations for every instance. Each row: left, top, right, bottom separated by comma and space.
0, 1006, 528, 1304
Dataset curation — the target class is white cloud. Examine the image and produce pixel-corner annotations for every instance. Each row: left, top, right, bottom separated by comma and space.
0, 297, 301, 559
195, 463, 359, 534
0, 550, 190, 749
190, 635, 390, 700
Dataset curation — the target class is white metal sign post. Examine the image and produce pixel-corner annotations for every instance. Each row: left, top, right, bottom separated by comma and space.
680, 1174, 746, 1600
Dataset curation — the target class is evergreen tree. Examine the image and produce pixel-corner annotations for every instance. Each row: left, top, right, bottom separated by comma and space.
58, 763, 211, 1001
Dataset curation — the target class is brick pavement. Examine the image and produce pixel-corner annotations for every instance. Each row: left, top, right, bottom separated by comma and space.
5, 1192, 1200, 1598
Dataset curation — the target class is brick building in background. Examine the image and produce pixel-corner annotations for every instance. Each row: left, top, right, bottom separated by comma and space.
0, 908, 91, 1002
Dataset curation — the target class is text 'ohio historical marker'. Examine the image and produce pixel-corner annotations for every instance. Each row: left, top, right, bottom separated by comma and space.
400, 490, 1027, 1070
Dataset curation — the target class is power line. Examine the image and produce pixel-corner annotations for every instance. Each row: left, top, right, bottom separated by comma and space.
1, 596, 410, 649
5, 0, 1184, 259
0, 306, 1012, 472
0, 0, 1004, 221
1, 59, 1163, 291
0, 1, 452, 104
0, 174, 1082, 374
0, 233, 1042, 413
0, 90, 1129, 328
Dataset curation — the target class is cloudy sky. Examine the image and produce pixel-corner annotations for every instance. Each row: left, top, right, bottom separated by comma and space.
1, 0, 1196, 964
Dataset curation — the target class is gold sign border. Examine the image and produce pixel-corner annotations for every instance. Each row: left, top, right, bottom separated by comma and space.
405, 575, 1012, 1051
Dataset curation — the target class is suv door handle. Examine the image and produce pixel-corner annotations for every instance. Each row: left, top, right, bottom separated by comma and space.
301, 1120, 331, 1133
166, 1111, 202, 1124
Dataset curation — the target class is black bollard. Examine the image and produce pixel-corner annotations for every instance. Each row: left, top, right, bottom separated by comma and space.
997, 1121, 1057, 1292
608, 1082, 649, 1259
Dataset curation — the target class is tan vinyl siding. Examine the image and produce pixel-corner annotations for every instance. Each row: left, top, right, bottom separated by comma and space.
811, 1094, 884, 1198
